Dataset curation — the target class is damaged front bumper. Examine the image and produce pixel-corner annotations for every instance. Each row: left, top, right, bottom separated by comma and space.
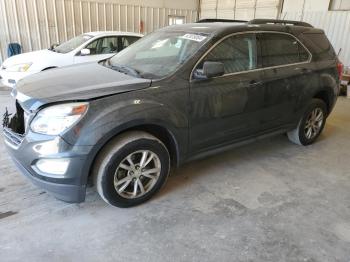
2, 102, 93, 203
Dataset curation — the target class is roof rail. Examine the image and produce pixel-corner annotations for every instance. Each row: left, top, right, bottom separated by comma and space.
197, 18, 247, 23
248, 19, 313, 28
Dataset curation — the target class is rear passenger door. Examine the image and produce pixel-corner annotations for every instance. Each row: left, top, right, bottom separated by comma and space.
257, 32, 311, 130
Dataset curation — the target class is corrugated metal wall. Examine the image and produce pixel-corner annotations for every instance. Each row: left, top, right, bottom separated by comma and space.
0, 0, 198, 63
283, 11, 350, 67
200, 0, 282, 20
199, 1, 350, 67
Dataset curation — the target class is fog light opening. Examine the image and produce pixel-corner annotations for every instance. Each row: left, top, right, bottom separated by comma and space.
35, 158, 70, 175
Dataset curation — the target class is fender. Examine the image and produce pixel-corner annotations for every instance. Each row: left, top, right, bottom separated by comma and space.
60, 93, 189, 184
313, 72, 338, 113
295, 71, 337, 113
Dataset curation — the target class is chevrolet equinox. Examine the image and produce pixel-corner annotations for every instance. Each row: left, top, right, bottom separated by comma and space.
3, 19, 341, 207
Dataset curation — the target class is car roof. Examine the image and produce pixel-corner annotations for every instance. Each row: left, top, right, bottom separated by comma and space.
84, 31, 143, 37
161, 22, 240, 35
161, 21, 323, 38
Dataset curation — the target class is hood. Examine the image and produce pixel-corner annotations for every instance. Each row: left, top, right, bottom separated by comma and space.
2, 49, 60, 69
14, 62, 152, 111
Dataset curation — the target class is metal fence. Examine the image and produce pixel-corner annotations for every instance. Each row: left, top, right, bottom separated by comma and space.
0, 0, 198, 63
283, 11, 350, 67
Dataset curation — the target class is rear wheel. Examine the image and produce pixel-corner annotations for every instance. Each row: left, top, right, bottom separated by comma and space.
287, 98, 327, 146
93, 131, 170, 207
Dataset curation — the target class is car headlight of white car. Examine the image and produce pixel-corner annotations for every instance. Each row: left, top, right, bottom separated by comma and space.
31, 102, 89, 135
5, 62, 33, 72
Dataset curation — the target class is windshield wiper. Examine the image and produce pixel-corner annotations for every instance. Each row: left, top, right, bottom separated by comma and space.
109, 64, 143, 78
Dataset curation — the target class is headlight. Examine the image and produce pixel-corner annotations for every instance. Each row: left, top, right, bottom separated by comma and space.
31, 102, 89, 135
5, 62, 32, 72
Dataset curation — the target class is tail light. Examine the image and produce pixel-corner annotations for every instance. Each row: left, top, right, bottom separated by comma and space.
337, 60, 344, 79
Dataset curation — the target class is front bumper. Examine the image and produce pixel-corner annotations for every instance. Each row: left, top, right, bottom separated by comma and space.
3, 129, 94, 203
9, 155, 86, 203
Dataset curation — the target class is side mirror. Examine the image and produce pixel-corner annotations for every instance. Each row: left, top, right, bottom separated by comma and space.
50, 43, 59, 50
203, 61, 224, 78
80, 48, 91, 56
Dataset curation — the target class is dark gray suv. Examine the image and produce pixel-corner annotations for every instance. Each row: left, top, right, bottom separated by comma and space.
3, 19, 341, 207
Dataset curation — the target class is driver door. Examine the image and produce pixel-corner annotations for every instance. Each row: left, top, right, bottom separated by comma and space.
189, 33, 265, 153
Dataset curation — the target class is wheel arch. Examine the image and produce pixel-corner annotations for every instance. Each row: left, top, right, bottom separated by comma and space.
312, 87, 334, 114
41, 66, 58, 71
314, 73, 339, 114
85, 122, 181, 185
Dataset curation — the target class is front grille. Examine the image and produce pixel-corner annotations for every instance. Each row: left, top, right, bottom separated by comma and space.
2, 100, 26, 147
8, 101, 25, 134
3, 127, 24, 146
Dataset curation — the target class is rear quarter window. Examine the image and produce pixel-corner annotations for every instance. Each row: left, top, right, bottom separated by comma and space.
300, 33, 336, 61
258, 33, 310, 67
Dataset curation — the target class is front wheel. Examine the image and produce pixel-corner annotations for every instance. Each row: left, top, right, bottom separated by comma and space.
93, 131, 170, 207
287, 98, 327, 146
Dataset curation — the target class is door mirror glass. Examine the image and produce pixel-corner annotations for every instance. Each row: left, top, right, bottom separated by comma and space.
202, 61, 224, 78
80, 48, 91, 56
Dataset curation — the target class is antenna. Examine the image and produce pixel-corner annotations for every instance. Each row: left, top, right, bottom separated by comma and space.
338, 48, 342, 57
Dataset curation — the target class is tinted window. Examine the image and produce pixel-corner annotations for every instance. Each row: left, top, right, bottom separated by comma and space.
300, 33, 336, 61
259, 33, 309, 67
199, 34, 257, 74
85, 36, 118, 55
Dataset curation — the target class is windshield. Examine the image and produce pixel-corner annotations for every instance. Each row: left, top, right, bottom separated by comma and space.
108, 30, 210, 79
53, 34, 93, 54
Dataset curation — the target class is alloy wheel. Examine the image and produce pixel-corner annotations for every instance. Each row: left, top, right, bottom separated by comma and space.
304, 107, 324, 140
113, 150, 161, 199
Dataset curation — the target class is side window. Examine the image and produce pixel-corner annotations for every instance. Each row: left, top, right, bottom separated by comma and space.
198, 34, 257, 74
100, 37, 118, 54
259, 33, 309, 67
85, 39, 99, 55
300, 33, 335, 60
85, 37, 118, 55
120, 36, 140, 50
298, 44, 309, 62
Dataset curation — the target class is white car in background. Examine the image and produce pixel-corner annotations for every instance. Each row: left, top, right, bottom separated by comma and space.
0, 31, 143, 88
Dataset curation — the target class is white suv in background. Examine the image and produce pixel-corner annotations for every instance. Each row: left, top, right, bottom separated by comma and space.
0, 31, 143, 88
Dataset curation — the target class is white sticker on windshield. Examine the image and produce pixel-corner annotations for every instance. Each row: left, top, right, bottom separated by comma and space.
181, 34, 207, 42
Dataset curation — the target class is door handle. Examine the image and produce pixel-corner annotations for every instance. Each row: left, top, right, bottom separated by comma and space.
296, 67, 311, 73
302, 68, 312, 73
249, 80, 261, 85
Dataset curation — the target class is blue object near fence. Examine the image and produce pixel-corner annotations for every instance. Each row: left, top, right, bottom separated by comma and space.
7, 43, 22, 57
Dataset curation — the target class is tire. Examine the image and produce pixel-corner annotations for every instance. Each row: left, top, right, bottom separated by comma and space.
93, 131, 170, 208
287, 98, 327, 146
